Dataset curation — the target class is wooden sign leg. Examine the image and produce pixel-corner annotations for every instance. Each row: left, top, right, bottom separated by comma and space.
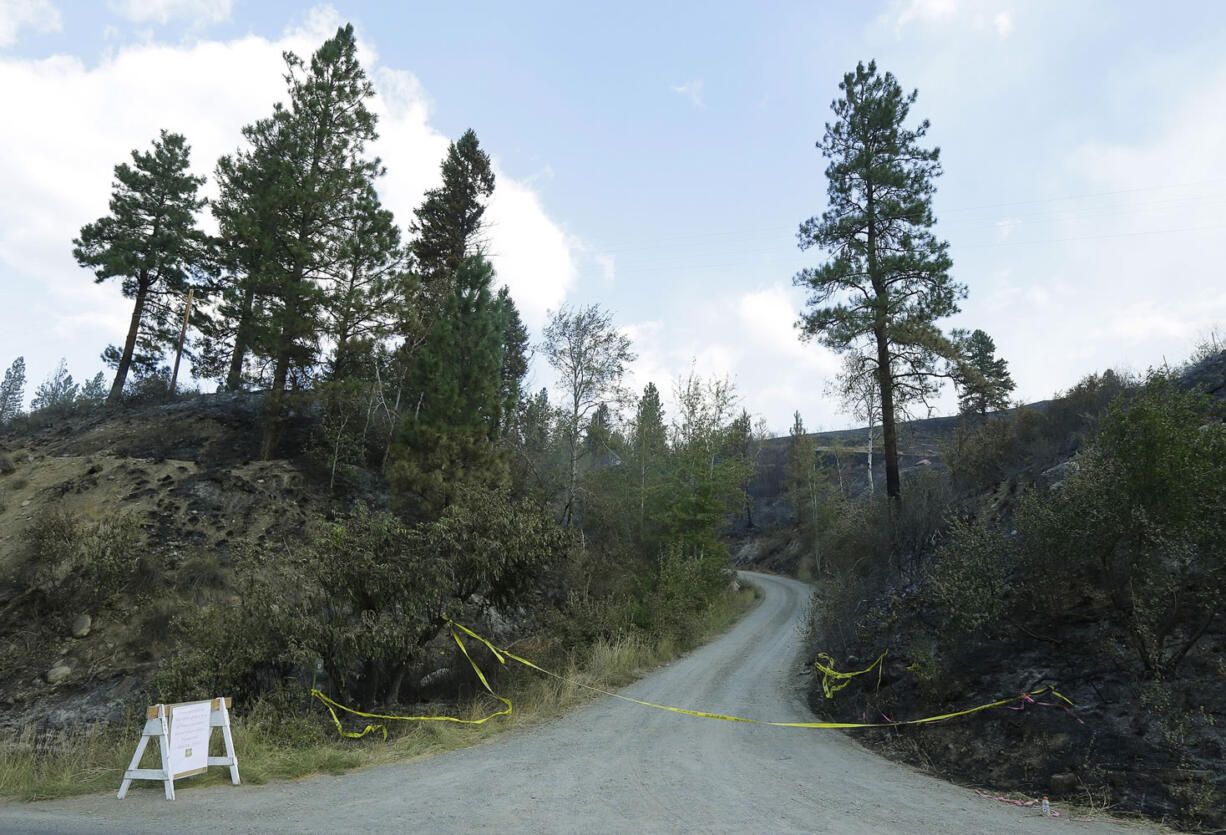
117, 704, 174, 800
116, 733, 150, 799
211, 698, 241, 785
157, 708, 175, 801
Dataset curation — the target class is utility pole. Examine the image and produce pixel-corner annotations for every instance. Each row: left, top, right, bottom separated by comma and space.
169, 289, 194, 396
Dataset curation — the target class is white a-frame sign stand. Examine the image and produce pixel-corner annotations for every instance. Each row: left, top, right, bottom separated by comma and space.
118, 697, 240, 800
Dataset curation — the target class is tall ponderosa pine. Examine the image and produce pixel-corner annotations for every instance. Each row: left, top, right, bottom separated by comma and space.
324, 184, 406, 380
73, 130, 208, 404
0, 356, 26, 424
203, 128, 283, 390
954, 329, 1015, 416
213, 25, 384, 456
794, 60, 964, 500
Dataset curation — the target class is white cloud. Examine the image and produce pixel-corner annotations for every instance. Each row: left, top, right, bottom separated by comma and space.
593, 253, 615, 284
1092, 301, 1195, 345
881, 0, 1018, 42
0, 15, 579, 396
993, 10, 1013, 37
613, 284, 842, 435
0, 0, 61, 46
671, 79, 704, 107
1055, 68, 1226, 357
889, 0, 957, 34
107, 0, 231, 26
483, 175, 577, 330
994, 217, 1021, 241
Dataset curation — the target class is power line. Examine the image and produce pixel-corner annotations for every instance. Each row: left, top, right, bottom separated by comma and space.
585, 181, 1226, 258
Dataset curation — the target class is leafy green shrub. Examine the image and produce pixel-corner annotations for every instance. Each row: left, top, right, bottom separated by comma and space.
944, 407, 1045, 491
1042, 369, 1129, 446
926, 512, 1013, 634
13, 509, 142, 616
1014, 372, 1226, 677
160, 488, 571, 709
154, 587, 291, 704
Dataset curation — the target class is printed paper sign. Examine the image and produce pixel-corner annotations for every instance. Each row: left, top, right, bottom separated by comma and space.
168, 701, 211, 778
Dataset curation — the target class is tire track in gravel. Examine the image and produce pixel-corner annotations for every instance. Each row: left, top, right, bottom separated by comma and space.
1, 572, 1155, 834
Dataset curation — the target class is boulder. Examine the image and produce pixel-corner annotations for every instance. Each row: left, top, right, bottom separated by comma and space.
71, 613, 92, 638
46, 663, 72, 684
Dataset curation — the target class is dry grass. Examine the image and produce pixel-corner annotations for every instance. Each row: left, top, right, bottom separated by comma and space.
0, 587, 758, 801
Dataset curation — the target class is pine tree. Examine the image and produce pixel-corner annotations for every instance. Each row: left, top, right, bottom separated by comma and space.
79, 372, 108, 407
794, 61, 964, 500
954, 329, 1015, 416
785, 412, 819, 524
784, 411, 829, 573
202, 119, 286, 390
213, 25, 384, 456
0, 357, 26, 424
323, 184, 406, 380
410, 129, 495, 305
658, 371, 747, 560
390, 129, 497, 396
73, 130, 208, 404
493, 286, 529, 438
388, 256, 512, 518
31, 359, 79, 414
628, 382, 668, 538
507, 386, 560, 501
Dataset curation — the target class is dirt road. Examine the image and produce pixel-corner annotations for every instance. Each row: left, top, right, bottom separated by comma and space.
2, 573, 1153, 834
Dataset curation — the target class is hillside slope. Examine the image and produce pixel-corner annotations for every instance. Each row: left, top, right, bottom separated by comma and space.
735, 354, 1226, 830
0, 394, 348, 728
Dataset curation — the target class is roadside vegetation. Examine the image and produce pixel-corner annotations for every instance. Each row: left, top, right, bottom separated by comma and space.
0, 584, 755, 801
791, 356, 1226, 829
0, 22, 762, 802
783, 58, 1226, 830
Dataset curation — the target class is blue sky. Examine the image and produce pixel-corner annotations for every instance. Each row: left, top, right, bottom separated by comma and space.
2, 1, 1225, 434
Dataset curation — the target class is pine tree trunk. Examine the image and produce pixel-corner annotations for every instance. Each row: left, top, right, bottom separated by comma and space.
876, 331, 900, 500
225, 283, 256, 391
866, 418, 874, 493
866, 185, 901, 501
108, 274, 150, 405
261, 344, 290, 460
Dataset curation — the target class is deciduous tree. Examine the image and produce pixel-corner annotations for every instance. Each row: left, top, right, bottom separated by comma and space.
542, 304, 635, 526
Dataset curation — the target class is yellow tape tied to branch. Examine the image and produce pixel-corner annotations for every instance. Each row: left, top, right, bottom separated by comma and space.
813, 650, 888, 698
311, 619, 1075, 738
310, 628, 512, 740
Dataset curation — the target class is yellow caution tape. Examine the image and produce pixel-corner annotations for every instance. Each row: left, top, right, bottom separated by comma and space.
313, 618, 1076, 737
310, 628, 512, 739
813, 650, 887, 698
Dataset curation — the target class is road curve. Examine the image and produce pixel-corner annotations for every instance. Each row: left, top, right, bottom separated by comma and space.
2, 572, 1151, 834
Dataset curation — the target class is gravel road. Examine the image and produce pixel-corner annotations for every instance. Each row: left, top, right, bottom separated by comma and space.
2, 572, 1154, 834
